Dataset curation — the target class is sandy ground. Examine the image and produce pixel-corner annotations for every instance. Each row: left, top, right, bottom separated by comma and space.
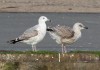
0, 0, 100, 12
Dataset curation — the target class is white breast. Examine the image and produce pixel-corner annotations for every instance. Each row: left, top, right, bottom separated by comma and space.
73, 30, 81, 41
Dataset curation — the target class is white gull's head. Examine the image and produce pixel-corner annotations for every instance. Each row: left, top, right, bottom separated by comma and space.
39, 16, 51, 23
73, 22, 88, 31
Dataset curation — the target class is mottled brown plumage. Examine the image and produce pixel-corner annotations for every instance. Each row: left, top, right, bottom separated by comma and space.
47, 22, 88, 53
53, 25, 74, 39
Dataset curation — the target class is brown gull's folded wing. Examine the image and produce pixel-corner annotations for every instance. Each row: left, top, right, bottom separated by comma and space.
53, 25, 74, 39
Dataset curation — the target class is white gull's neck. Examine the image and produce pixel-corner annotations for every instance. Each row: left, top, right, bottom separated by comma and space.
72, 25, 81, 41
38, 20, 46, 27
37, 20, 47, 34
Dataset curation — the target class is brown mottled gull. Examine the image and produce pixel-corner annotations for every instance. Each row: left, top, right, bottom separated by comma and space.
47, 22, 88, 53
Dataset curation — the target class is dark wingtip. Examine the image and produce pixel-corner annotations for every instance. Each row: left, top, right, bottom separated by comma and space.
7, 40, 16, 44
47, 28, 54, 32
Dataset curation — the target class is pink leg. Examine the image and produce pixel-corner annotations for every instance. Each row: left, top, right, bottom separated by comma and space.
64, 46, 67, 53
32, 45, 35, 51
61, 44, 64, 54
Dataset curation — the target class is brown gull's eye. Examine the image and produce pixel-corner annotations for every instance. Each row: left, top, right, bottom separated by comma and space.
79, 25, 83, 27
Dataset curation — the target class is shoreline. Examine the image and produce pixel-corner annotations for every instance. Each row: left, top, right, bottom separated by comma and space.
0, 0, 100, 13
0, 6, 100, 13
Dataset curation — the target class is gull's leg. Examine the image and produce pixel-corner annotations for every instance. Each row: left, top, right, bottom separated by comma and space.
61, 44, 64, 54
34, 45, 37, 51
64, 45, 67, 53
32, 45, 36, 51
32, 45, 34, 51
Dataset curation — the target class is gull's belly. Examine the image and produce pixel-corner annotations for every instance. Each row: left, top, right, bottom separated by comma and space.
49, 32, 61, 44
62, 38, 76, 44
22, 36, 38, 44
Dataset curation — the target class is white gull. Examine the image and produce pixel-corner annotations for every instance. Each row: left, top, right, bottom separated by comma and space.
8, 16, 51, 51
47, 22, 88, 53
